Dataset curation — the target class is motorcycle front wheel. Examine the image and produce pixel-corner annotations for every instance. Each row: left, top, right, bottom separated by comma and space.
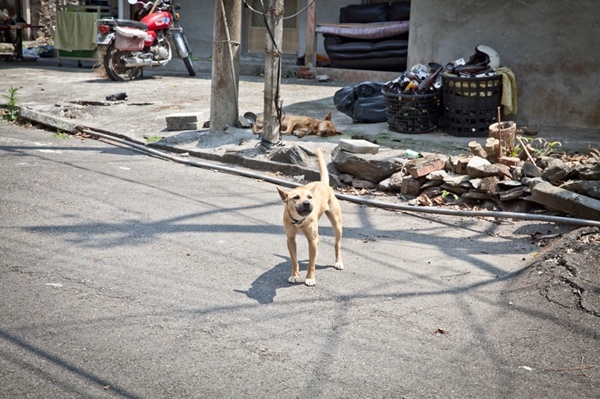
103, 42, 142, 82
182, 55, 196, 77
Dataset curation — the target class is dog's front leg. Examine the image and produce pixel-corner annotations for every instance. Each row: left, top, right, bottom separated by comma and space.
286, 234, 300, 284
294, 128, 309, 138
305, 233, 319, 286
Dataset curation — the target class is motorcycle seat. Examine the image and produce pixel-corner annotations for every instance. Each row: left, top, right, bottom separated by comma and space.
114, 19, 148, 30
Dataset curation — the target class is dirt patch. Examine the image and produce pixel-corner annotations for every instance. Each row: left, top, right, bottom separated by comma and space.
515, 227, 600, 317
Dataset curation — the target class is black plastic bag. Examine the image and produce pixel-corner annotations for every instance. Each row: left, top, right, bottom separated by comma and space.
333, 82, 387, 123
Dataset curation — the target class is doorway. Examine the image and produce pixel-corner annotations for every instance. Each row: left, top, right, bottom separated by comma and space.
244, 0, 299, 55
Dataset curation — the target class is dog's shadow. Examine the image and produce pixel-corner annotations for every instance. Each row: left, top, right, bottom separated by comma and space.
235, 255, 329, 304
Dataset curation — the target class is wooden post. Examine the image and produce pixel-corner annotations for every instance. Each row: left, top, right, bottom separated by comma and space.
210, 0, 242, 132
304, 0, 316, 67
260, 0, 284, 147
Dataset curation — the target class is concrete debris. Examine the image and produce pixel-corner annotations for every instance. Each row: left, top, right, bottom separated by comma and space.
268, 145, 313, 166
166, 112, 205, 131
352, 179, 377, 190
338, 139, 380, 154
406, 155, 447, 179
466, 156, 491, 178
542, 158, 569, 182
531, 182, 600, 221
332, 146, 407, 183
561, 181, 600, 201
579, 162, 600, 180
335, 142, 600, 220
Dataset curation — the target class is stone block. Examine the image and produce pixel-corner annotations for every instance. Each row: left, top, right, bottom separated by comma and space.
466, 156, 491, 178
389, 172, 404, 191
166, 112, 203, 123
499, 186, 527, 201
166, 112, 204, 131
406, 155, 446, 178
166, 122, 200, 131
561, 180, 600, 201
531, 182, 600, 221
401, 176, 422, 196
483, 164, 512, 180
542, 158, 570, 182
339, 139, 380, 154
499, 156, 521, 168
579, 163, 600, 180
455, 157, 471, 175
522, 162, 542, 177
480, 176, 499, 195
352, 179, 377, 190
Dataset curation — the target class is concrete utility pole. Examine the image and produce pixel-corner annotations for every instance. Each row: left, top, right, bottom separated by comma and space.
260, 0, 284, 147
304, 0, 316, 67
210, 0, 242, 132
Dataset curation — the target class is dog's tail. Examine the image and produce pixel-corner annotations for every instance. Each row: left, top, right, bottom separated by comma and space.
316, 148, 329, 186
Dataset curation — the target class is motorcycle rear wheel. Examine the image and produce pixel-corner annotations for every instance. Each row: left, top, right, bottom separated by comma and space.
104, 42, 142, 82
182, 55, 196, 77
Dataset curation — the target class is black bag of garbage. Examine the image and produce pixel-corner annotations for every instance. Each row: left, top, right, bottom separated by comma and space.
333, 82, 387, 123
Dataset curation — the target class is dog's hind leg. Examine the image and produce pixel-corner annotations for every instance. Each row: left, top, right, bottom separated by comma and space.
281, 121, 296, 135
326, 206, 344, 270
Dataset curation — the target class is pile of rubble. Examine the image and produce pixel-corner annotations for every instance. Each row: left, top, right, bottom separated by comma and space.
330, 138, 600, 221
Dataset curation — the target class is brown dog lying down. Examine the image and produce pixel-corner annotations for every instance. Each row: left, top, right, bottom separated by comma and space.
276, 148, 344, 286
251, 112, 342, 138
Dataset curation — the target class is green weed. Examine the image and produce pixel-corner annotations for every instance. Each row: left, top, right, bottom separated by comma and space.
52, 130, 71, 139
2, 86, 19, 122
145, 135, 162, 143
512, 135, 562, 158
441, 190, 459, 201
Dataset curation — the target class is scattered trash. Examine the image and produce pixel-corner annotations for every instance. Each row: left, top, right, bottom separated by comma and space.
382, 62, 443, 95
316, 74, 331, 82
106, 92, 127, 101
334, 82, 387, 123
404, 149, 421, 159
45, 283, 63, 288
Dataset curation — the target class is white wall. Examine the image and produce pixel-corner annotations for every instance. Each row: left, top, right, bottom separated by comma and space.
408, 0, 600, 130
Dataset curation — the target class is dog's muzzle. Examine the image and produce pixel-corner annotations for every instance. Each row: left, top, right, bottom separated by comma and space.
297, 201, 313, 216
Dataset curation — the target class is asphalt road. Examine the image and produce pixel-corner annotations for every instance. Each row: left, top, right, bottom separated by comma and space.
1, 121, 598, 398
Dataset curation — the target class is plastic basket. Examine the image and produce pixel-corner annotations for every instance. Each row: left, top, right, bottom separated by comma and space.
383, 90, 442, 134
442, 74, 502, 137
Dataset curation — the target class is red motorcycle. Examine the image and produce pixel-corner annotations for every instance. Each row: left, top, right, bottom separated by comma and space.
96, 0, 195, 81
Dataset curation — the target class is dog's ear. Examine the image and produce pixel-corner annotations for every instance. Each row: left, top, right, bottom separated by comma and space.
277, 187, 289, 202
324, 111, 332, 121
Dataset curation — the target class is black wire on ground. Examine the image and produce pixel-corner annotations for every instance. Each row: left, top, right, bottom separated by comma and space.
78, 127, 600, 229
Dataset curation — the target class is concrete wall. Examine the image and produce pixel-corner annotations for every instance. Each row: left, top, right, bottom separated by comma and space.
176, 1, 600, 131
408, 0, 600, 130
176, 0, 213, 64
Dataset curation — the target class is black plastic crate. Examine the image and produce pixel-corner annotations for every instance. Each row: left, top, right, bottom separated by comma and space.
442, 74, 502, 137
383, 90, 442, 134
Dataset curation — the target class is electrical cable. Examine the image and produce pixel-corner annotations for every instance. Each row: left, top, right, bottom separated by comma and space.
243, 0, 316, 20
78, 126, 600, 229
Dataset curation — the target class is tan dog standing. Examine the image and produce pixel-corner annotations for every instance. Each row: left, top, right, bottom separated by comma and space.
252, 112, 342, 138
276, 148, 344, 286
